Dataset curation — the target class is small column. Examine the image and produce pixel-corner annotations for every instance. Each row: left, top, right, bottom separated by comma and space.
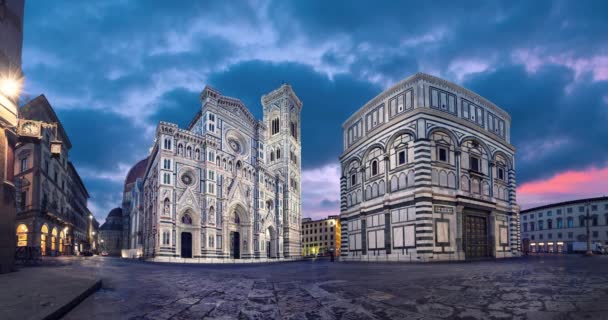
488, 160, 494, 198
454, 149, 461, 190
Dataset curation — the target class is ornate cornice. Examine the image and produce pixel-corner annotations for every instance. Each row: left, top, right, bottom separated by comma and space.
343, 72, 511, 129
261, 84, 303, 109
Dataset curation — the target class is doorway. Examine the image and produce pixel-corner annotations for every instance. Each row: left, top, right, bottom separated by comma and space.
464, 214, 489, 258
230, 231, 240, 259
181, 232, 192, 258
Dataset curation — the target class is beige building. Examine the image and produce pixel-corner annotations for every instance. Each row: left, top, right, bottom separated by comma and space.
99, 208, 123, 256
301, 215, 341, 257
14, 95, 93, 256
141, 84, 302, 262
340, 73, 520, 262
0, 0, 24, 273
521, 197, 608, 254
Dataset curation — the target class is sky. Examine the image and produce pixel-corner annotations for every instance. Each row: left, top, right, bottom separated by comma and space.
19, 0, 608, 222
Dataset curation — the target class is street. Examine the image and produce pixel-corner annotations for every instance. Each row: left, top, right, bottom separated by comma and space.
28, 255, 608, 319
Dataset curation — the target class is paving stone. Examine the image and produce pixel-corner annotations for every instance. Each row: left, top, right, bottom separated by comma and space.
43, 255, 608, 320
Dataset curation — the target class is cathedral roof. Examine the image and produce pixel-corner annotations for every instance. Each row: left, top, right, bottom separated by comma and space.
107, 207, 123, 218
124, 157, 148, 192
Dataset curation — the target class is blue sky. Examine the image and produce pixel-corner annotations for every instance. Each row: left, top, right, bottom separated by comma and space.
20, 0, 608, 222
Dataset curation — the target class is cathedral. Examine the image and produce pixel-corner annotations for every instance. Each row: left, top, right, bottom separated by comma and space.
140, 84, 302, 262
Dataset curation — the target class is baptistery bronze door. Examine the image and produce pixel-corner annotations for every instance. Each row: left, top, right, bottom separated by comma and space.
463, 215, 489, 258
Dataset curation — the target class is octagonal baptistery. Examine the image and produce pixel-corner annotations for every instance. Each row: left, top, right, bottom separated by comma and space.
339, 73, 520, 262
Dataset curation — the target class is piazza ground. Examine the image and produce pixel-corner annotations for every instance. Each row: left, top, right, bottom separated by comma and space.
33, 255, 608, 319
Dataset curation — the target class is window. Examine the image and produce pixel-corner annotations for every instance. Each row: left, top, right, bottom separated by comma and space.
398, 150, 406, 165
579, 216, 586, 227
163, 173, 171, 184
208, 123, 215, 132
567, 207, 573, 213
163, 138, 172, 150
162, 231, 170, 245
208, 183, 215, 194
351, 174, 356, 186
208, 151, 215, 162
216, 235, 222, 249
163, 159, 171, 170
547, 219, 553, 229
497, 167, 505, 181
530, 222, 535, 231
593, 231, 598, 238
177, 144, 184, 156
271, 118, 280, 135
523, 223, 528, 232
20, 158, 27, 173
470, 156, 480, 172
591, 205, 597, 211
538, 220, 544, 230
557, 218, 563, 229
579, 206, 585, 213
567, 217, 574, 228
568, 232, 573, 239
276, 148, 281, 159
371, 160, 378, 176
437, 147, 448, 162
539, 212, 543, 218
290, 121, 298, 140
592, 215, 598, 226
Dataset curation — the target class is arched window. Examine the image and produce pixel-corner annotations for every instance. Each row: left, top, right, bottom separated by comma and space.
371, 160, 378, 176
195, 149, 200, 160
556, 218, 563, 229
270, 151, 275, 162
164, 138, 172, 150
229, 161, 233, 171
178, 144, 184, 156
271, 117, 280, 135
51, 227, 58, 251
547, 219, 553, 229
276, 148, 281, 159
16, 224, 28, 247
163, 198, 170, 215
234, 212, 240, 224
186, 146, 192, 158
41, 225, 48, 255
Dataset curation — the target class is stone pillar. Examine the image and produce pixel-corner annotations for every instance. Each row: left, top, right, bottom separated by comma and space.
412, 138, 434, 260
489, 211, 497, 258
456, 205, 465, 260
384, 209, 391, 255
339, 175, 347, 212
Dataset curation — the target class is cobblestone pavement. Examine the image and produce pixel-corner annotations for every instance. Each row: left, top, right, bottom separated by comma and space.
52, 255, 608, 319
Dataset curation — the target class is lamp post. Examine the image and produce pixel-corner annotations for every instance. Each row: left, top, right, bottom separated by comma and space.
585, 202, 593, 256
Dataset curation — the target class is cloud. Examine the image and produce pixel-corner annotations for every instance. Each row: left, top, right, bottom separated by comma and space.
518, 167, 608, 209
301, 164, 341, 219
19, 0, 608, 217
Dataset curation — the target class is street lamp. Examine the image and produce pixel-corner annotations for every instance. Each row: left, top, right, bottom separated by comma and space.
585, 202, 593, 256
0, 76, 22, 98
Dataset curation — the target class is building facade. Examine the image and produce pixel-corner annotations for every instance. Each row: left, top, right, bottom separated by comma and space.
14, 95, 93, 256
0, 0, 24, 273
340, 73, 520, 262
121, 158, 148, 258
301, 215, 341, 257
141, 84, 302, 262
99, 208, 123, 256
520, 197, 608, 254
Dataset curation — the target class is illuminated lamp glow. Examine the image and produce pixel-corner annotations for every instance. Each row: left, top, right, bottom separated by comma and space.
0, 76, 22, 98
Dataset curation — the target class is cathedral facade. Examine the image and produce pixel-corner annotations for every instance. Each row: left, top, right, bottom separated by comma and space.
141, 84, 302, 262
340, 73, 520, 262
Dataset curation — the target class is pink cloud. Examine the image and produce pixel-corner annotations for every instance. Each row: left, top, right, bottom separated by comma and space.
512, 49, 608, 82
518, 167, 608, 209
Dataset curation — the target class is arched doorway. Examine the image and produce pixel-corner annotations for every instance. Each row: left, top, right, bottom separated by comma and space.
59, 230, 65, 254
181, 232, 192, 258
266, 226, 277, 258
228, 204, 249, 259
41, 225, 49, 256
16, 224, 28, 247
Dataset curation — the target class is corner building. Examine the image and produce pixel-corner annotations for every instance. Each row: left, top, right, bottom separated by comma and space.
142, 84, 302, 262
340, 73, 520, 262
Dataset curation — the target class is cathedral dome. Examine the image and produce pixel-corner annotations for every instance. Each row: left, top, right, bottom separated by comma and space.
107, 207, 123, 218
124, 157, 148, 192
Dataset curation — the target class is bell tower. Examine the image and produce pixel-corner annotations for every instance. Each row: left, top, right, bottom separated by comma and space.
261, 84, 302, 258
